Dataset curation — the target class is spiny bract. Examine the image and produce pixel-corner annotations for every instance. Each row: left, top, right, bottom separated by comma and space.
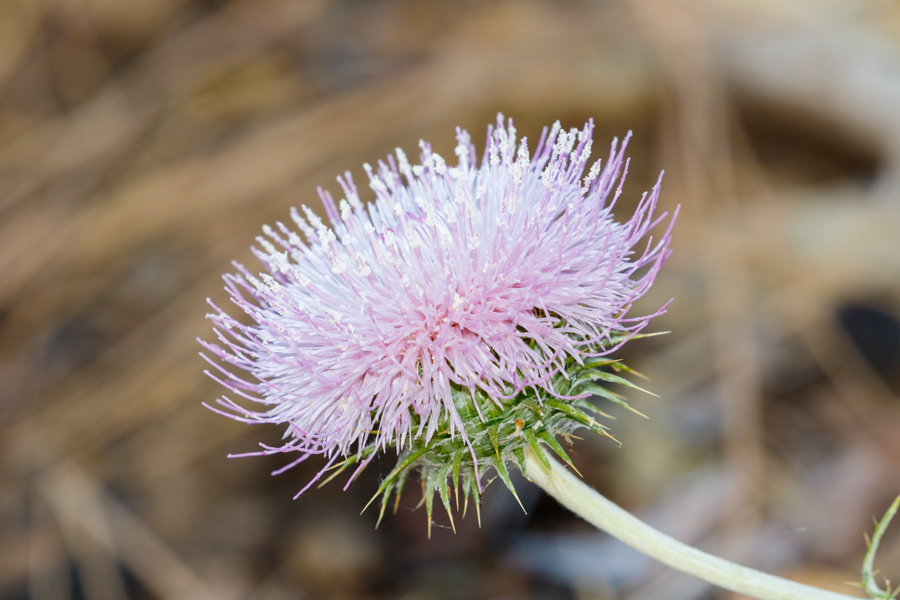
200, 115, 675, 529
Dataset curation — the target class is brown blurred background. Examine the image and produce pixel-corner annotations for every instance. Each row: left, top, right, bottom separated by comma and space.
2, 0, 900, 598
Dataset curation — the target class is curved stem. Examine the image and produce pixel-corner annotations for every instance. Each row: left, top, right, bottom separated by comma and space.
861, 494, 899, 599
523, 450, 862, 600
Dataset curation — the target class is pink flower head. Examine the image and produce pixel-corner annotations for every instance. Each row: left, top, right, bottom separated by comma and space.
201, 115, 675, 503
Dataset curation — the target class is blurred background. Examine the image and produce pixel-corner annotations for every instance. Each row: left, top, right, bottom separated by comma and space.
1, 0, 900, 598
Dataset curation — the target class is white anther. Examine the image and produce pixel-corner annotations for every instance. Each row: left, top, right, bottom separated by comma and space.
396, 147, 411, 174
584, 159, 603, 187
302, 206, 324, 231
339, 199, 352, 221
578, 139, 592, 164
432, 153, 447, 175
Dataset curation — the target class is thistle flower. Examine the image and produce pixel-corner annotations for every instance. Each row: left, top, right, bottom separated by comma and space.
200, 115, 675, 527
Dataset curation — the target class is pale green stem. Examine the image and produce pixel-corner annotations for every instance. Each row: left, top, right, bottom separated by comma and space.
523, 449, 862, 600
861, 494, 899, 599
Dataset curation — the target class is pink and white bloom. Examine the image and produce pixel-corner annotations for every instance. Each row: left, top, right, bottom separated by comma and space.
200, 115, 675, 494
